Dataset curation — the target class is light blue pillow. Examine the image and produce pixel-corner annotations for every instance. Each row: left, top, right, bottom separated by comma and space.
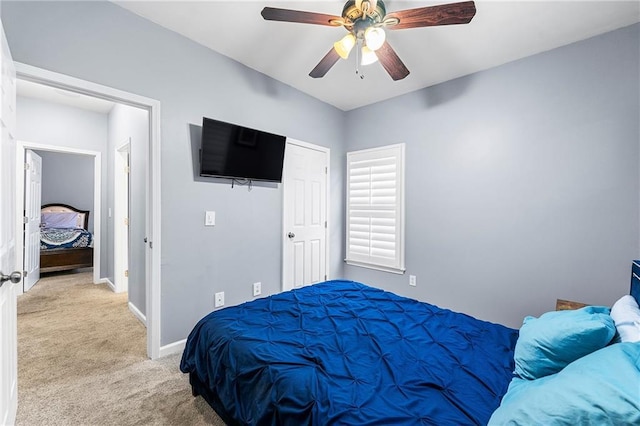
514, 306, 615, 380
489, 342, 640, 425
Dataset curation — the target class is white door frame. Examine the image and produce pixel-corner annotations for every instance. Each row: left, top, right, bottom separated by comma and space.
282, 138, 330, 291
14, 62, 162, 360
114, 139, 130, 294
16, 143, 102, 289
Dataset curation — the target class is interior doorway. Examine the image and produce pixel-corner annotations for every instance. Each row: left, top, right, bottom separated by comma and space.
14, 62, 162, 359
17, 143, 101, 290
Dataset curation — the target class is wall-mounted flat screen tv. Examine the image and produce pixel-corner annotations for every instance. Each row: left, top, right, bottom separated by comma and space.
199, 117, 287, 183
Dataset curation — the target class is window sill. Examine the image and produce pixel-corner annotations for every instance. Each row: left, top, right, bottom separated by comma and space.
344, 259, 405, 275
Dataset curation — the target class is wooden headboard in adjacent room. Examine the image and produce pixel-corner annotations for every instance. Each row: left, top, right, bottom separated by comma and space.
41, 203, 90, 230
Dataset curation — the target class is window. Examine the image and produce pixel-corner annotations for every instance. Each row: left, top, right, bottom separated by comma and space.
345, 143, 405, 274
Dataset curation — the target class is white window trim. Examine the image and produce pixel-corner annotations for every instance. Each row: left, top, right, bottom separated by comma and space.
345, 143, 405, 274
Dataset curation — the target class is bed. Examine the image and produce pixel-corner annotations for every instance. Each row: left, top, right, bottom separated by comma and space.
40, 203, 94, 273
181, 280, 519, 425
181, 266, 640, 425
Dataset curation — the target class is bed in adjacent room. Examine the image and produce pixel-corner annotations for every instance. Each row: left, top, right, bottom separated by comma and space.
40, 203, 94, 273
181, 266, 640, 425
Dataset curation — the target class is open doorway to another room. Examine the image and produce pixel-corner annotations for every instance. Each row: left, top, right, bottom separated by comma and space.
15, 77, 150, 333
22, 148, 97, 290
13, 64, 161, 359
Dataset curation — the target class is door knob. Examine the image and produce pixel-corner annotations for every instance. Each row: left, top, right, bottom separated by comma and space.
0, 271, 22, 287
287, 232, 295, 239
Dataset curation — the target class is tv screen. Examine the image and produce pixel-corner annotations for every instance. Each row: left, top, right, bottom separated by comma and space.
199, 117, 287, 183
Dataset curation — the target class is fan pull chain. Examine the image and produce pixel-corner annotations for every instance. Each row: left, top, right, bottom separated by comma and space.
355, 38, 365, 80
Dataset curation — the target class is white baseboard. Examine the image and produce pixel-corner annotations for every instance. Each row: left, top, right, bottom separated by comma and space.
159, 339, 186, 358
99, 278, 115, 291
128, 302, 147, 326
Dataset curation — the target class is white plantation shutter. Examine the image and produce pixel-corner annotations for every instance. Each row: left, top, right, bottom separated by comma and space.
346, 144, 405, 273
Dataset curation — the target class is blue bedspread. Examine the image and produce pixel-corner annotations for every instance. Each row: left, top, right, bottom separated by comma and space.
180, 280, 518, 425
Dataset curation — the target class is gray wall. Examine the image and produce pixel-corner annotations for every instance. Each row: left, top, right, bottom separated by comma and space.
36, 150, 95, 231
107, 103, 149, 316
344, 23, 640, 328
16, 96, 110, 275
2, 1, 346, 345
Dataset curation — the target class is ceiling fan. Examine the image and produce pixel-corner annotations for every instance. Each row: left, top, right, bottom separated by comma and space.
261, 0, 476, 81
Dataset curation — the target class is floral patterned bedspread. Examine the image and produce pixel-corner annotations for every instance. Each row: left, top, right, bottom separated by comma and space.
40, 227, 93, 250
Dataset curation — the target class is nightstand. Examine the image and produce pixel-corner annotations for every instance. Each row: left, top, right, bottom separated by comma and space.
555, 299, 588, 311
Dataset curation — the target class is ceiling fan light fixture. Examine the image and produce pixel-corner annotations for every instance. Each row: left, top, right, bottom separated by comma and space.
364, 26, 385, 50
360, 46, 378, 66
334, 33, 356, 59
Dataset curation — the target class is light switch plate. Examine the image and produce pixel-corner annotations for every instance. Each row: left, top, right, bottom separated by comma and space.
205, 211, 216, 226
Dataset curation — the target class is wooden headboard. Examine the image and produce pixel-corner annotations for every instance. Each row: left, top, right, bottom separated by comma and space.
41, 203, 90, 230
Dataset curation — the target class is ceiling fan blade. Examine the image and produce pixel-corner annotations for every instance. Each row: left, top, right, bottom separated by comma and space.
261, 7, 343, 26
309, 48, 341, 78
376, 41, 410, 81
385, 1, 476, 30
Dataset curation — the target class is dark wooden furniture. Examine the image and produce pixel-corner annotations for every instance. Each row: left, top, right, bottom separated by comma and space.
40, 203, 93, 273
555, 299, 589, 311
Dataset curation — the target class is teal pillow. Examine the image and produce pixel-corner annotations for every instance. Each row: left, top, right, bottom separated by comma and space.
514, 306, 616, 380
489, 342, 640, 425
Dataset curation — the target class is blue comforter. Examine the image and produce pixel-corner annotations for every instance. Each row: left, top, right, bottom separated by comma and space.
180, 280, 518, 425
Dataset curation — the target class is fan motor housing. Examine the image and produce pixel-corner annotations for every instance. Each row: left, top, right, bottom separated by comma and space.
341, 0, 386, 26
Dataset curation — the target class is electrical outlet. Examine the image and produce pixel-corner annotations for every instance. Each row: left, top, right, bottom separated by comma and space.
409, 275, 417, 287
253, 282, 261, 297
214, 291, 224, 307
205, 211, 216, 227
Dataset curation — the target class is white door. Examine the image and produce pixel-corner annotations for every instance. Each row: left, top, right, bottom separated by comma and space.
282, 140, 329, 291
24, 150, 42, 291
0, 19, 20, 426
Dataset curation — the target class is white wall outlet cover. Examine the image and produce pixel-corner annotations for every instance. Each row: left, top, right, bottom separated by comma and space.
205, 211, 216, 226
409, 275, 417, 286
214, 291, 224, 307
253, 282, 261, 297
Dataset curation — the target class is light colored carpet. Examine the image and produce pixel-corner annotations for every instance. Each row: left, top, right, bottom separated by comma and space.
16, 271, 226, 426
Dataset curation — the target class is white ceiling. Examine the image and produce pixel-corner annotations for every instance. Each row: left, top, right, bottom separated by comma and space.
15, 1, 640, 112
113, 1, 640, 111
